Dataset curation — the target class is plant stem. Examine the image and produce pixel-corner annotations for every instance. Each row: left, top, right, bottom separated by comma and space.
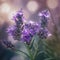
24, 43, 34, 60
15, 48, 30, 58
33, 48, 38, 60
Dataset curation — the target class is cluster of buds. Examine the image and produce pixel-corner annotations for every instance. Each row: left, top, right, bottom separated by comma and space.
38, 10, 50, 39
7, 10, 24, 41
21, 22, 40, 44
7, 9, 50, 45
2, 40, 14, 49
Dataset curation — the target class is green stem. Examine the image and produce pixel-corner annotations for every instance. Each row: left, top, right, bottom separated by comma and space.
33, 38, 44, 60
33, 48, 38, 60
24, 43, 34, 60
15, 48, 30, 58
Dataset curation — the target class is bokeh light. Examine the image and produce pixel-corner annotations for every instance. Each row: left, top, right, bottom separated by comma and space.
0, 3, 11, 13
26, 1, 39, 13
47, 0, 58, 9
8, 10, 17, 20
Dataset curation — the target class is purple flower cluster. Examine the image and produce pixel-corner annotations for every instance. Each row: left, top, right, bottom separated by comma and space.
13, 10, 23, 25
7, 10, 23, 41
21, 22, 40, 44
2, 40, 14, 48
7, 24, 23, 40
38, 10, 50, 39
38, 28, 48, 39
38, 9, 50, 18
7, 9, 50, 45
39, 10, 50, 28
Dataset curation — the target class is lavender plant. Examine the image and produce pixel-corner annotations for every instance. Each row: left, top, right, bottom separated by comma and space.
7, 10, 23, 41
6, 9, 51, 60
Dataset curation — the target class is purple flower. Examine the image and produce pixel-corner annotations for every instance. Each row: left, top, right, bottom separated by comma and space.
38, 28, 49, 39
21, 22, 40, 44
7, 25, 22, 40
40, 15, 48, 27
7, 9, 50, 45
38, 10, 50, 28
38, 9, 50, 18
13, 9, 23, 25
2, 40, 14, 48
7, 9, 25, 40
7, 26, 16, 35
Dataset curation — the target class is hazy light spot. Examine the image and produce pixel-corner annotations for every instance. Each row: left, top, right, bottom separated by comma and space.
47, 0, 58, 9
48, 33, 52, 37
8, 10, 17, 20
27, 1, 39, 13
0, 3, 11, 13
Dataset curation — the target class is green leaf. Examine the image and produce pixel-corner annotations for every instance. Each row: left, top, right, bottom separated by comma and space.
44, 58, 55, 60
29, 36, 35, 49
14, 48, 30, 58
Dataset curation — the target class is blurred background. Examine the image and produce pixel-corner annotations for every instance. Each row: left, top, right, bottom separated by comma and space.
0, 0, 60, 25
0, 0, 60, 60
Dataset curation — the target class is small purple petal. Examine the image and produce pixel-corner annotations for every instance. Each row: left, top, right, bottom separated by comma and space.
6, 26, 16, 35
13, 9, 24, 25
38, 28, 49, 39
21, 22, 40, 44
38, 9, 50, 18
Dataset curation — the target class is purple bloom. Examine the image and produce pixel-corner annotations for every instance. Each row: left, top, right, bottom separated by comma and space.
38, 28, 49, 39
2, 40, 14, 48
7, 9, 50, 45
40, 15, 48, 27
38, 10, 50, 28
38, 9, 50, 18
7, 25, 22, 40
24, 22, 40, 35
7, 9, 24, 40
38, 10, 51, 39
13, 9, 23, 25
7, 26, 16, 35
21, 22, 40, 44
7, 9, 24, 41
